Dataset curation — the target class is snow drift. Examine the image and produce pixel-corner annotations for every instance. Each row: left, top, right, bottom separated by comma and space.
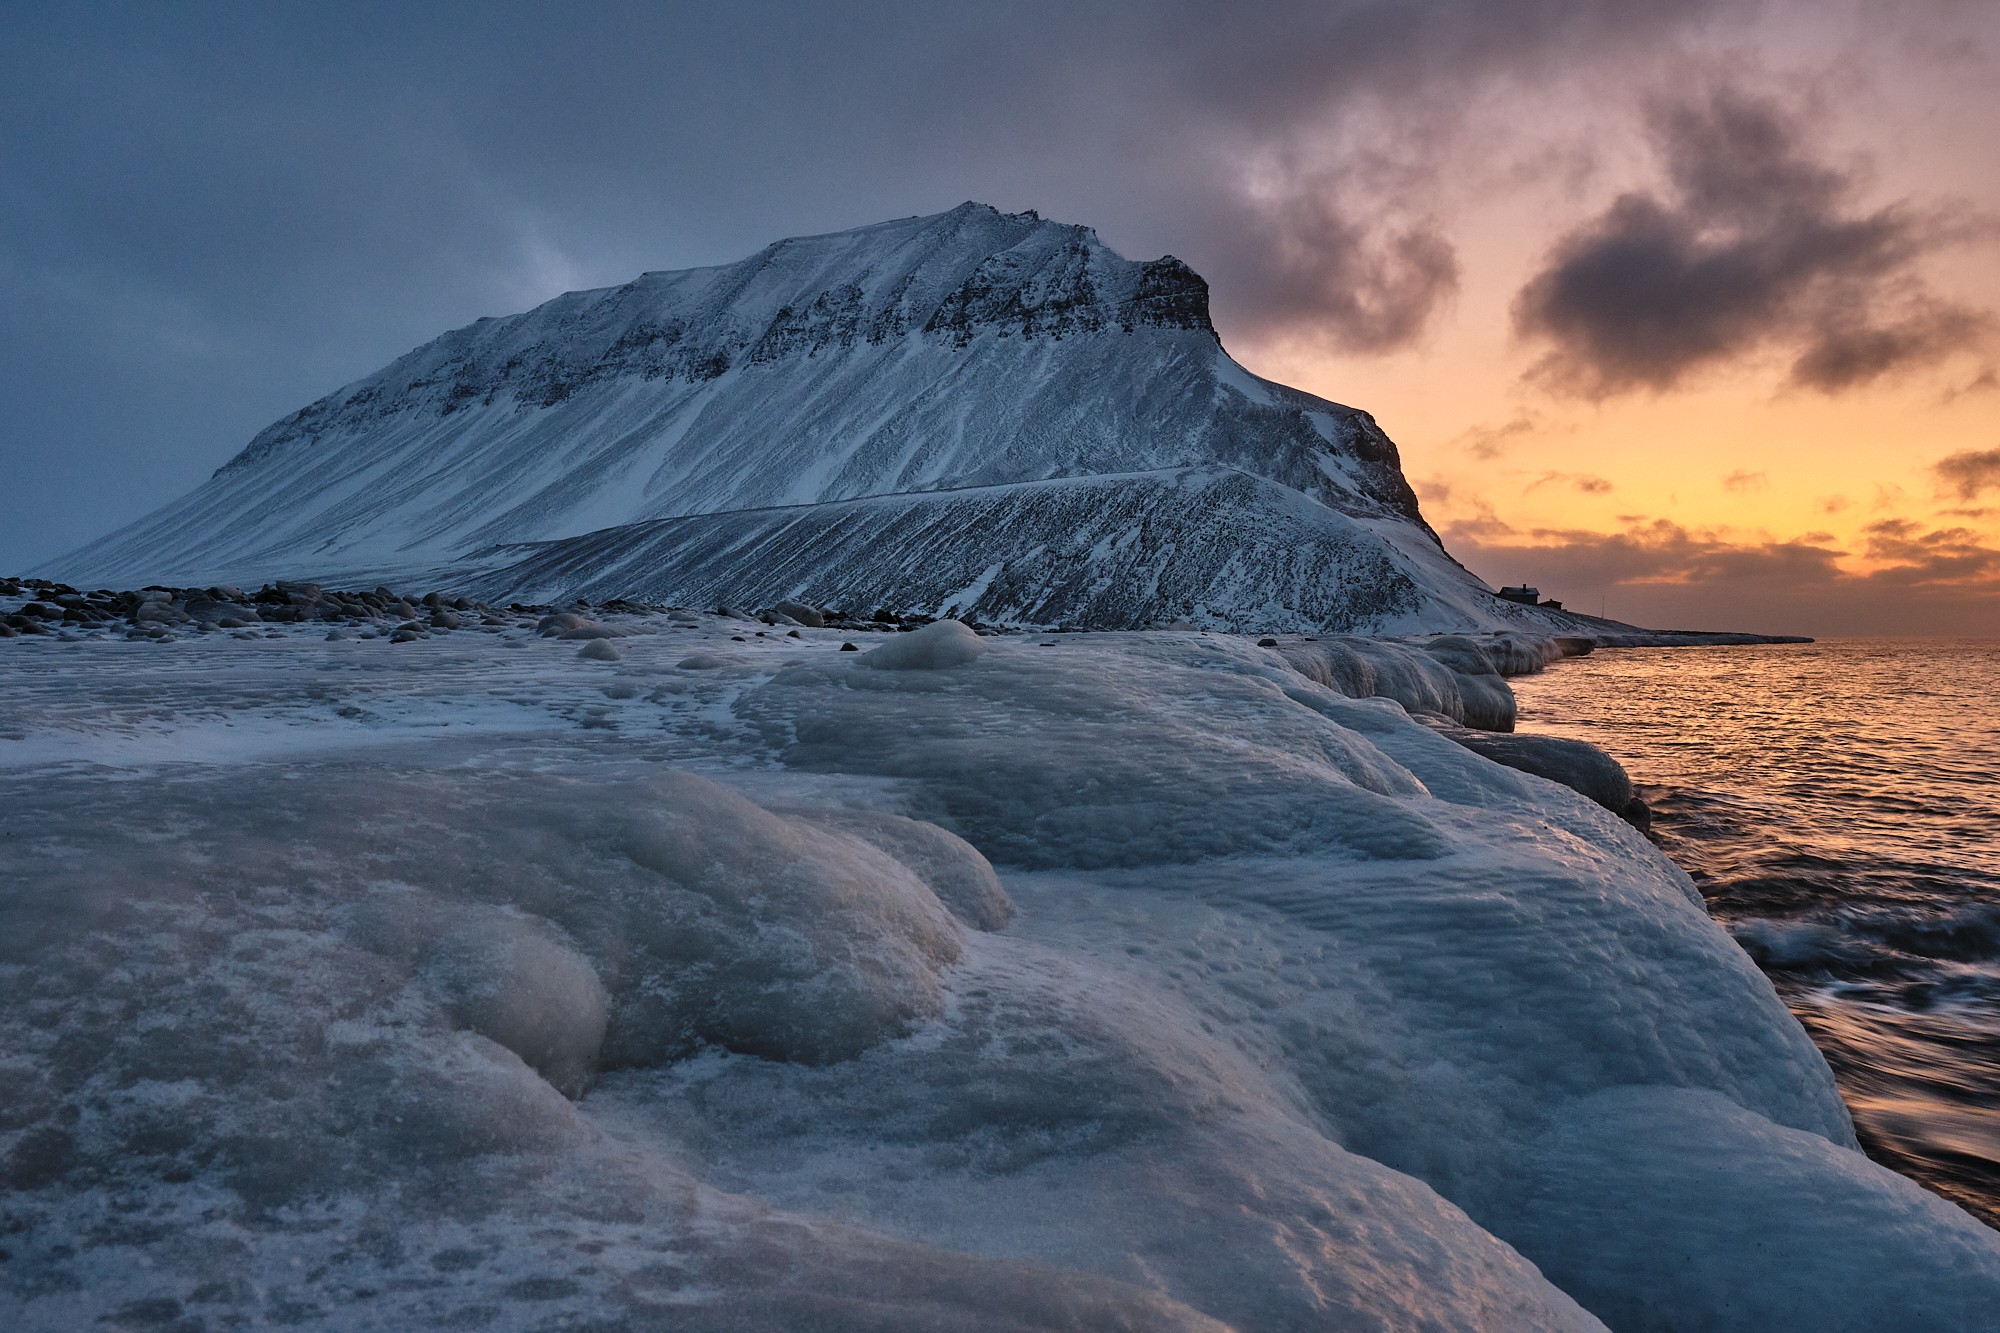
40, 204, 1577, 634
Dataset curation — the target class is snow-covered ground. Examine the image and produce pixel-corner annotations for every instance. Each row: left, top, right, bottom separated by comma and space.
4, 615, 1998, 1331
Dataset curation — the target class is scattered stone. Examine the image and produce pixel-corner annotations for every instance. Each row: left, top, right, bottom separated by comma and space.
1257, 637, 1279, 647
578, 638, 622, 662
839, 642, 859, 652
390, 628, 425, 644
537, 612, 594, 636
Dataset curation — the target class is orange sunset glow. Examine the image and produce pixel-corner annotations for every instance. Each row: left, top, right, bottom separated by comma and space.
1227, 33, 2000, 637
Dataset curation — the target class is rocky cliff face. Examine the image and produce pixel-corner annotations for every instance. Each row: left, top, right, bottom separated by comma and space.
43, 203, 1531, 633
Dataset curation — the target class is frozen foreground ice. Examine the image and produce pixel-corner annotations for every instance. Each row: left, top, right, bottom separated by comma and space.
4, 614, 1999, 1331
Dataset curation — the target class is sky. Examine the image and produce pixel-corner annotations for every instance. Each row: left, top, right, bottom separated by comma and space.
4, 0, 1998, 635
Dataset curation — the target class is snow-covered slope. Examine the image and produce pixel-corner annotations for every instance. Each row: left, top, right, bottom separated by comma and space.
46, 203, 1536, 632
462, 467, 1533, 633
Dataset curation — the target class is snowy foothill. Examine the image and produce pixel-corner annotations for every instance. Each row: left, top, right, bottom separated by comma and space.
3, 611, 1998, 1331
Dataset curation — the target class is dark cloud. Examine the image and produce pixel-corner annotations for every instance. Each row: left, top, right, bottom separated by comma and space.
1224, 190, 1459, 354
1933, 446, 2000, 499
1859, 517, 2000, 582
1440, 508, 2000, 634
1515, 83, 1993, 397
1723, 470, 1767, 491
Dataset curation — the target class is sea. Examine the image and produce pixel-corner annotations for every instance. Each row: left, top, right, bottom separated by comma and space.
1511, 639, 2000, 1228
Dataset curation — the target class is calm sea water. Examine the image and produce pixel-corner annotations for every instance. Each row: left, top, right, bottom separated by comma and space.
1510, 639, 2000, 1227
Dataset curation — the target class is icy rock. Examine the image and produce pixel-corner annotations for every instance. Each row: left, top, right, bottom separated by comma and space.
1419, 716, 1647, 826
577, 638, 622, 662
676, 652, 729, 669
860, 618, 987, 670
537, 611, 594, 636
1417, 636, 1517, 729
771, 600, 827, 627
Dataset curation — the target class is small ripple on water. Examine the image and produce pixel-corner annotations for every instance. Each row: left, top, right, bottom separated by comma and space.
1513, 638, 2000, 1228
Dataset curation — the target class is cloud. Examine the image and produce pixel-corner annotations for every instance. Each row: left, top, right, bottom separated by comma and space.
1858, 517, 2000, 582
1224, 182, 1460, 353
1723, 470, 1767, 491
1933, 446, 2000, 499
1454, 415, 1543, 460
1524, 471, 1613, 495
1438, 507, 2000, 633
1514, 82, 1992, 397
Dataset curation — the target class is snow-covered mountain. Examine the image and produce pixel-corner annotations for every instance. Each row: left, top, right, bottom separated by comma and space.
45, 202, 1563, 633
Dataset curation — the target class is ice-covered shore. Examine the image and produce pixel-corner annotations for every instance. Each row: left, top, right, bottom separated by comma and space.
3, 611, 1995, 1331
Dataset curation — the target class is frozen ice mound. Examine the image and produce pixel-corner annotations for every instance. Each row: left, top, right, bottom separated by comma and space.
0, 771, 973, 1201
781, 805, 1016, 931
1278, 633, 1519, 729
757, 633, 1451, 868
1494, 1086, 2000, 1332
8, 627, 2000, 1330
600, 771, 964, 1065
420, 907, 611, 1096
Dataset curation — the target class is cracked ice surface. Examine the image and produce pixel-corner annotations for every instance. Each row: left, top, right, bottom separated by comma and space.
4, 619, 1999, 1331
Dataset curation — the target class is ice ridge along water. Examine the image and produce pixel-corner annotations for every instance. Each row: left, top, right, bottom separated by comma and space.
5, 614, 2000, 1330
1512, 638, 2000, 1228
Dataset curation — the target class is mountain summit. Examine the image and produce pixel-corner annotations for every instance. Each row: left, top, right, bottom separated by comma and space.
45, 203, 1559, 632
